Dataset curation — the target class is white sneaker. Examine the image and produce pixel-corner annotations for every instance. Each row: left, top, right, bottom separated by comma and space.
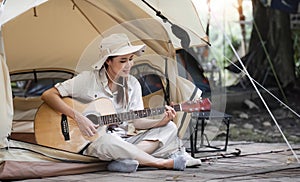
170, 149, 201, 167
184, 152, 202, 167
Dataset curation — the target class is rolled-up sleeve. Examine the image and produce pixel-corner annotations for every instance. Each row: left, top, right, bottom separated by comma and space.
55, 81, 72, 97
54, 71, 93, 99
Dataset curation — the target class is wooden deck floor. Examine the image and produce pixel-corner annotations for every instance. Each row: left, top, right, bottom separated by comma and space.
18, 142, 300, 182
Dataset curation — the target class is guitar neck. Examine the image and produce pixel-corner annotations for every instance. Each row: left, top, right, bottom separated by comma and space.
98, 104, 182, 125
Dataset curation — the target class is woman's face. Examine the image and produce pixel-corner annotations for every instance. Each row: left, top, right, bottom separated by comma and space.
106, 53, 134, 78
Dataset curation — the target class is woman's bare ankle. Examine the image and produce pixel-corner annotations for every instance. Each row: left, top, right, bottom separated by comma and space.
158, 159, 174, 169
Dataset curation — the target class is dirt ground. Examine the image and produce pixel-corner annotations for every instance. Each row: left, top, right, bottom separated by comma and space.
225, 79, 300, 144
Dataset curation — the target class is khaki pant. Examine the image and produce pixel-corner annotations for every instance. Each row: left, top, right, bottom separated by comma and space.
84, 122, 179, 161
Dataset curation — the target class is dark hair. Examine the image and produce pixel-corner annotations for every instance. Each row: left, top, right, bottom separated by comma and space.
103, 56, 117, 69
104, 56, 129, 108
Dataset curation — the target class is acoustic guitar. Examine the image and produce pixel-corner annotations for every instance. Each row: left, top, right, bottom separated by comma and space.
34, 97, 211, 153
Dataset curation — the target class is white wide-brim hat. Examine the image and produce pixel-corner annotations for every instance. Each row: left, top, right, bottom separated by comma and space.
92, 33, 146, 69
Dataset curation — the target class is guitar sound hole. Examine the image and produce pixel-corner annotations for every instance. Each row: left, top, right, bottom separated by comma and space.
85, 114, 98, 125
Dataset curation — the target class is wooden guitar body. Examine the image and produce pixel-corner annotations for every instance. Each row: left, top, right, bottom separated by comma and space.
34, 97, 115, 153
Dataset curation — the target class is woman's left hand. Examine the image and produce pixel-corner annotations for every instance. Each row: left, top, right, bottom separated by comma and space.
159, 105, 176, 126
132, 103, 177, 129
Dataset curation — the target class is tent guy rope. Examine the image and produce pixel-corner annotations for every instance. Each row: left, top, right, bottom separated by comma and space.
204, 2, 300, 161
215, 18, 300, 163
223, 55, 300, 119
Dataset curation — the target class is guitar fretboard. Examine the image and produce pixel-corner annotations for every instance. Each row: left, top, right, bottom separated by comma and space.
95, 104, 181, 125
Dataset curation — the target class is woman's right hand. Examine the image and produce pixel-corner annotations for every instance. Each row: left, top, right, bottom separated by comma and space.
41, 88, 99, 137
74, 111, 99, 137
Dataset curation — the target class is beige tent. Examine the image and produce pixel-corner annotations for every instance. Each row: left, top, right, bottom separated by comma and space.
0, 0, 207, 180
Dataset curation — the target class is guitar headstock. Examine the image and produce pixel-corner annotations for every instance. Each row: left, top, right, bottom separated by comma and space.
181, 98, 211, 113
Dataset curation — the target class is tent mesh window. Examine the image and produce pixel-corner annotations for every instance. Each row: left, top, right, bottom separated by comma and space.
11, 70, 74, 97
130, 63, 168, 108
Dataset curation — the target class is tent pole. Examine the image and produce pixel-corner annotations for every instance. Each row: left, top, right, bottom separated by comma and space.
141, 0, 211, 46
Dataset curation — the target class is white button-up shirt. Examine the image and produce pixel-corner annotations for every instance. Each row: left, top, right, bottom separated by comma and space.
55, 69, 144, 113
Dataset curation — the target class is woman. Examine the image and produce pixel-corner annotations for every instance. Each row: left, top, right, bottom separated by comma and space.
41, 33, 191, 172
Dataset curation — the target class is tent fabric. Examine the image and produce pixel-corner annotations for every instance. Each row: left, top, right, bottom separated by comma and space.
0, 55, 13, 148
0, 140, 106, 180
0, 0, 174, 146
0, 0, 207, 180
130, 56, 202, 139
12, 96, 43, 133
131, 0, 209, 48
0, 161, 105, 180
2, 0, 173, 73
175, 76, 202, 139
270, 0, 299, 13
0, 0, 48, 26
2, 140, 100, 162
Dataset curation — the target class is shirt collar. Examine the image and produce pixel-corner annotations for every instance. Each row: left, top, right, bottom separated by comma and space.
98, 68, 109, 87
